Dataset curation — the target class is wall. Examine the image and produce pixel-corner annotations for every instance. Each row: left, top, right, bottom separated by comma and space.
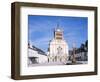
0, 0, 100, 82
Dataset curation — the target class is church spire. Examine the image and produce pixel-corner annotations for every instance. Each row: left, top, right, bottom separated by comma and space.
54, 23, 63, 40
57, 22, 59, 28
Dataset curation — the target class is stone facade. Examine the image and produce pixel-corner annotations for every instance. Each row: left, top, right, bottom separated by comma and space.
48, 28, 69, 64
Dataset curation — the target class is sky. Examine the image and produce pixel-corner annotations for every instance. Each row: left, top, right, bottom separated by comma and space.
28, 15, 88, 52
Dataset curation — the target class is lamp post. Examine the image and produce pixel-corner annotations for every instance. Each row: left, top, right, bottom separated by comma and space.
72, 43, 76, 64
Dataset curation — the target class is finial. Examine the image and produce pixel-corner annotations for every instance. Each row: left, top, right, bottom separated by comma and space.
57, 22, 59, 28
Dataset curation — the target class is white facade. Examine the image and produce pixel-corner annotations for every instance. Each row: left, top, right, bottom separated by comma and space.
28, 44, 48, 65
48, 28, 69, 64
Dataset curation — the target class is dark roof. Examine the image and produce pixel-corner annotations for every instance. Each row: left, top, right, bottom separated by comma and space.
29, 44, 47, 56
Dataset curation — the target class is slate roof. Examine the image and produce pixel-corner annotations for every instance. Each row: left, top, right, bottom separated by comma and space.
28, 44, 47, 56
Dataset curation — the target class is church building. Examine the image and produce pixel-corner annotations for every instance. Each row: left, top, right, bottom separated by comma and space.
48, 25, 69, 64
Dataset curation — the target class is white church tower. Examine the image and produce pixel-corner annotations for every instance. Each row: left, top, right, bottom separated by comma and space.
48, 24, 69, 64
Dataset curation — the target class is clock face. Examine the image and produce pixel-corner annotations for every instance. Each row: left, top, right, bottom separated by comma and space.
57, 46, 62, 55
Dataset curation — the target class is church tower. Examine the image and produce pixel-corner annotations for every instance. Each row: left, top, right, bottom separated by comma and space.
54, 23, 63, 40
54, 28, 63, 40
48, 24, 69, 64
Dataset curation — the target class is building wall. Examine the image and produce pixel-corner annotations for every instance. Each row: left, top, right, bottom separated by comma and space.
69, 51, 88, 62
28, 48, 48, 65
48, 39, 68, 64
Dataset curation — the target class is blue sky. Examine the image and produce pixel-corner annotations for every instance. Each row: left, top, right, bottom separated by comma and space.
28, 15, 88, 52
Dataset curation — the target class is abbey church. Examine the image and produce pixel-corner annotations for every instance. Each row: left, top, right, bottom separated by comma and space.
47, 25, 69, 64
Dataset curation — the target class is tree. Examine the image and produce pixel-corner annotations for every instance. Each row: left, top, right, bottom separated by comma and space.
85, 40, 88, 52
80, 43, 85, 52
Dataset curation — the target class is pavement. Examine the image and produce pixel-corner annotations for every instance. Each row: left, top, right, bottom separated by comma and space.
28, 61, 87, 67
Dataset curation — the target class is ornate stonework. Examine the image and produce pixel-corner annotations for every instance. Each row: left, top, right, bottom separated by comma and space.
48, 27, 69, 64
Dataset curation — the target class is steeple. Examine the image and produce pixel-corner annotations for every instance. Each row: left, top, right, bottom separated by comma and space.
54, 23, 63, 40
57, 22, 60, 29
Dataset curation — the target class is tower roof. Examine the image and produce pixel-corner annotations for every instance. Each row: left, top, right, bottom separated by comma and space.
54, 22, 63, 32
56, 28, 62, 32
